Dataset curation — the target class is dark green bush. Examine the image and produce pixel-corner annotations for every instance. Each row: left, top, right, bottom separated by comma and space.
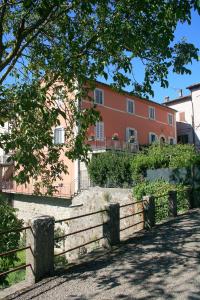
0, 198, 23, 286
133, 179, 189, 223
88, 152, 133, 187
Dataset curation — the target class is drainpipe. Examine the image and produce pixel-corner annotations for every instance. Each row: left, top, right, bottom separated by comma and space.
77, 87, 81, 193
191, 99, 196, 147
190, 97, 195, 207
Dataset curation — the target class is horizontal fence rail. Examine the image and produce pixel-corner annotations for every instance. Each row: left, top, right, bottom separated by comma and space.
54, 222, 108, 241
119, 201, 145, 233
120, 220, 144, 232
120, 210, 144, 220
54, 209, 108, 258
54, 202, 145, 258
54, 237, 104, 257
0, 226, 33, 282
0, 264, 32, 278
55, 209, 107, 224
120, 200, 144, 208
0, 246, 31, 258
0, 226, 31, 235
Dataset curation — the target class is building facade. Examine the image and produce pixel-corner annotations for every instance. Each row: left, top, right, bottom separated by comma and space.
2, 81, 176, 198
165, 83, 200, 149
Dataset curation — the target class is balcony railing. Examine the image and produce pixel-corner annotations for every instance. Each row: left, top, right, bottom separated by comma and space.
87, 137, 139, 153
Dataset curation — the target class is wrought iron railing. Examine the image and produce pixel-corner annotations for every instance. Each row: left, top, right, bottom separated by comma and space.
87, 137, 139, 153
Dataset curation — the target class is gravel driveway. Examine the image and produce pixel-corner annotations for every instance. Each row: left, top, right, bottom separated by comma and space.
5, 209, 200, 300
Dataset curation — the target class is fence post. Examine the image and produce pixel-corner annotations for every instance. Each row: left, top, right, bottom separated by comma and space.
103, 203, 120, 248
168, 190, 177, 217
26, 215, 55, 283
143, 195, 155, 229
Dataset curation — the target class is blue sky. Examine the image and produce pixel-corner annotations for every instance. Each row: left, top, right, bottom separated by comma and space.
98, 9, 200, 104
151, 10, 200, 103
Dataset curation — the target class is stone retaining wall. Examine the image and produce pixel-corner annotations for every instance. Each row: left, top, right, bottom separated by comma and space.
3, 187, 144, 262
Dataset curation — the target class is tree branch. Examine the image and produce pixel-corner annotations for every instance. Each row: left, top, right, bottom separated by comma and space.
0, 0, 8, 62
0, 4, 58, 73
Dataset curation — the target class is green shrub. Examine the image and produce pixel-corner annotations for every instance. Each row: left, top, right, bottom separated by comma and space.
54, 227, 65, 249
88, 152, 133, 187
131, 143, 199, 182
0, 198, 23, 286
133, 179, 189, 223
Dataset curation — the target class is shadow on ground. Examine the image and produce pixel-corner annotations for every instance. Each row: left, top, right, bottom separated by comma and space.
7, 209, 200, 300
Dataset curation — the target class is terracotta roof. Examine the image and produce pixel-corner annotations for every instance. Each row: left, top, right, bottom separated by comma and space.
164, 95, 191, 105
186, 82, 200, 90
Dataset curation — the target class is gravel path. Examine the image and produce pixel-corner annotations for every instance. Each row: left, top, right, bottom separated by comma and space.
6, 209, 200, 300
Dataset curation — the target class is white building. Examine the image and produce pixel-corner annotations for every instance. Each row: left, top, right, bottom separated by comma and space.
165, 83, 200, 149
0, 122, 10, 162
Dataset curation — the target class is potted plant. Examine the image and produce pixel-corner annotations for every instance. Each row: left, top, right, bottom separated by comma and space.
112, 133, 119, 141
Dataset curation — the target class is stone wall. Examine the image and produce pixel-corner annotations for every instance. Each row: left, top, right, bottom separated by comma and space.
3, 187, 144, 262
57, 187, 144, 261
4, 193, 72, 223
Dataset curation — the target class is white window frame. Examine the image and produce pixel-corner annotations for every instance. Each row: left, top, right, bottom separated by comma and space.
95, 121, 104, 141
149, 132, 157, 144
148, 106, 156, 120
168, 113, 173, 126
94, 88, 104, 105
53, 126, 65, 144
126, 99, 135, 114
126, 127, 137, 142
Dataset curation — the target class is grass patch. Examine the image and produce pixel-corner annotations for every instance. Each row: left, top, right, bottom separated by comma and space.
0, 250, 26, 289
54, 254, 68, 269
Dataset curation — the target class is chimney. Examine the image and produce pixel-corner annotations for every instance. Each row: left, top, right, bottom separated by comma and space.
178, 89, 183, 97
164, 96, 170, 102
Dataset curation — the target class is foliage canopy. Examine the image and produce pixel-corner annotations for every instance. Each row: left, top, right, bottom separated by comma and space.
88, 152, 133, 187
0, 1, 199, 191
131, 143, 200, 182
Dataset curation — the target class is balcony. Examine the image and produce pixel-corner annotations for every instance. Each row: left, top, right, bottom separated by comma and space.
87, 137, 139, 153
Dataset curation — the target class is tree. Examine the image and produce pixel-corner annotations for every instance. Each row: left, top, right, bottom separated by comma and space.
0, 0, 199, 193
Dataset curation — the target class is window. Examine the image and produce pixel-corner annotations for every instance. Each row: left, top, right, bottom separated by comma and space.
127, 99, 135, 114
95, 121, 104, 140
54, 127, 65, 144
149, 132, 157, 144
94, 88, 104, 105
168, 113, 173, 126
169, 138, 174, 145
126, 128, 137, 143
148, 107, 155, 120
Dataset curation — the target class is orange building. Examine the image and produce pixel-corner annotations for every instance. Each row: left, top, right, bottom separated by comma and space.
2, 81, 176, 198
85, 81, 176, 147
